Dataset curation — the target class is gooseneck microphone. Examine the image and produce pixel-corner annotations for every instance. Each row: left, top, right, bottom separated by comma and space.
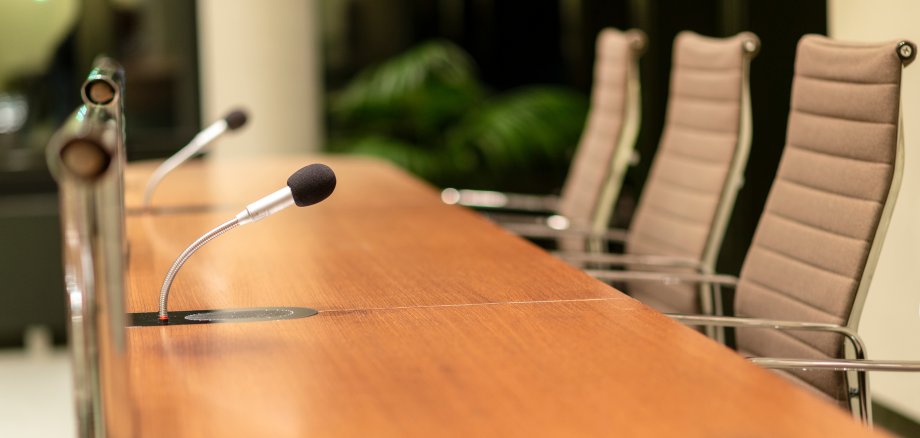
142, 109, 249, 208
157, 163, 336, 321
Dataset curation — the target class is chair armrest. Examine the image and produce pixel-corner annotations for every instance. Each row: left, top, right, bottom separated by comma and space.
670, 314, 879, 425
751, 358, 920, 372
667, 314, 866, 358
749, 353, 920, 425
556, 252, 703, 270
502, 222, 629, 243
586, 270, 738, 287
441, 188, 559, 212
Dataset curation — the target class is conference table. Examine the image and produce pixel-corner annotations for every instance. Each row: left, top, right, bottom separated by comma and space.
121, 154, 880, 437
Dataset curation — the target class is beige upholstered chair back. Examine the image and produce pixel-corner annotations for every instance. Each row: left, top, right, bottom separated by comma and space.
625, 31, 759, 313
735, 35, 913, 403
556, 28, 645, 248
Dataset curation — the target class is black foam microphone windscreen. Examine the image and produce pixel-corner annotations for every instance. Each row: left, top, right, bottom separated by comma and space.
287, 163, 337, 207
225, 109, 249, 130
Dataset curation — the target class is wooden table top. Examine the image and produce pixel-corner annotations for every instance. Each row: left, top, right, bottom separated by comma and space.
123, 154, 880, 437
125, 154, 439, 213
127, 207, 620, 313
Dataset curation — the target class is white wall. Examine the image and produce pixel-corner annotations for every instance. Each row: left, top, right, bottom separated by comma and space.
828, 0, 920, 421
197, 0, 322, 157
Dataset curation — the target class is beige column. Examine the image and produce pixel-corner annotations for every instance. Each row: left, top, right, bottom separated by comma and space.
197, 0, 322, 157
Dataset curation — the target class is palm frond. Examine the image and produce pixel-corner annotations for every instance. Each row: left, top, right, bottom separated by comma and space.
445, 87, 587, 191
328, 41, 589, 193
331, 40, 484, 138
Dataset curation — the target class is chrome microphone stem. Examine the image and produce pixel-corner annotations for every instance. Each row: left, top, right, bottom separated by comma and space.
142, 120, 229, 208
157, 187, 296, 320
236, 187, 294, 225
158, 218, 239, 320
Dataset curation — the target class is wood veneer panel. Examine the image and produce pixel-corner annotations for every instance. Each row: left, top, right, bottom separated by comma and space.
125, 155, 440, 212
127, 300, 878, 437
125, 205, 621, 313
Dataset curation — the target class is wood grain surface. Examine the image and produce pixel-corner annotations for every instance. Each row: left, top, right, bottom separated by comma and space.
122, 155, 882, 437
128, 300, 877, 437
125, 155, 439, 213
126, 206, 621, 313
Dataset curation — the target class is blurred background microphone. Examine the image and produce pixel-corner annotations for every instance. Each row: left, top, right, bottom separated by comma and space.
157, 163, 336, 320
142, 108, 248, 208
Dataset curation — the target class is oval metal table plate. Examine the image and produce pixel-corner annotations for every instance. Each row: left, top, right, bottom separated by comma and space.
128, 307, 318, 327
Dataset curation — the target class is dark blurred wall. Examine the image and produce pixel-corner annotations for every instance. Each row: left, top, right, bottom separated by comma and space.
461, 1, 566, 89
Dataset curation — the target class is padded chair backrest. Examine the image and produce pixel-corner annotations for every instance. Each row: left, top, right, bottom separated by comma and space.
735, 35, 912, 403
556, 28, 645, 247
625, 31, 759, 313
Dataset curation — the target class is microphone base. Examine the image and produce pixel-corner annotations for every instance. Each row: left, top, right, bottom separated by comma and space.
128, 306, 318, 327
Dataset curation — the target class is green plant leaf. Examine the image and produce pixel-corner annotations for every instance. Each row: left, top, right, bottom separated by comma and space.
327, 40, 588, 193
445, 87, 587, 191
330, 40, 484, 139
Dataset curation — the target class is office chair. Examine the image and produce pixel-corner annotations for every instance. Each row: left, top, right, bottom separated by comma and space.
515, 31, 760, 318
442, 28, 645, 251
588, 35, 920, 425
